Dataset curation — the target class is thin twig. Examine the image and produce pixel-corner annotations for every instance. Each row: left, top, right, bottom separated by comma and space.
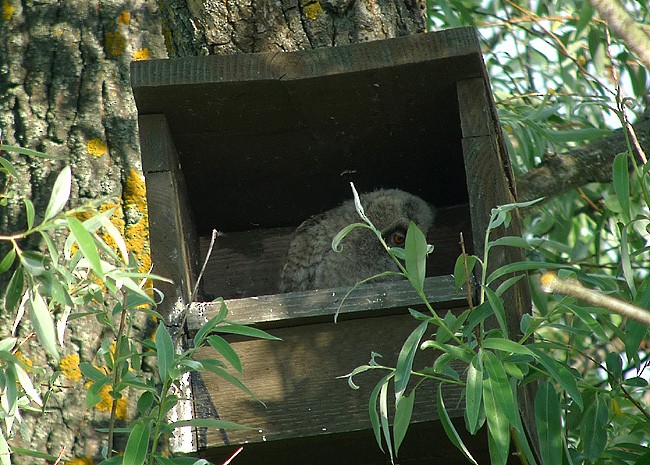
222, 446, 244, 465
190, 229, 219, 302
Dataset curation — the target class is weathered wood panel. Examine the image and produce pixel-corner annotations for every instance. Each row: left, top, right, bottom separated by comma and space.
188, 275, 469, 331
193, 312, 466, 448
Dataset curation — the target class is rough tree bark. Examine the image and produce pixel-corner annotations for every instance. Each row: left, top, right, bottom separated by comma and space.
159, 0, 428, 55
0, 1, 165, 461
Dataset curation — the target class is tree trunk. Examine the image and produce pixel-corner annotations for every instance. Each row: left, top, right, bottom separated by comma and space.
0, 1, 165, 461
159, 0, 428, 55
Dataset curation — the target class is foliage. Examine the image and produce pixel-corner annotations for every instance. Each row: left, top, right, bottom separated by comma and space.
340, 173, 649, 464
0, 145, 278, 465
340, 2, 650, 463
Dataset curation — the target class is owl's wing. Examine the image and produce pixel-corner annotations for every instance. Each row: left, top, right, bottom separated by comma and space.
278, 213, 330, 292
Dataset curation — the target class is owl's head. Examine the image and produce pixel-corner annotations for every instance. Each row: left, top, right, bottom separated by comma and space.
360, 189, 436, 247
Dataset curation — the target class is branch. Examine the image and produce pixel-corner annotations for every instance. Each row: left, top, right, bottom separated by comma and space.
540, 272, 650, 326
589, 0, 650, 72
516, 118, 650, 202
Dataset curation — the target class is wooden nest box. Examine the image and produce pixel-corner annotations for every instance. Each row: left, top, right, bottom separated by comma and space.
131, 27, 530, 465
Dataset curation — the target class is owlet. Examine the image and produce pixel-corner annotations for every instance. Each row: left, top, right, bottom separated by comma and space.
279, 189, 435, 292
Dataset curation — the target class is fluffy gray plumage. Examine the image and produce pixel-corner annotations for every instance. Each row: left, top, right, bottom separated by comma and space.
279, 189, 435, 292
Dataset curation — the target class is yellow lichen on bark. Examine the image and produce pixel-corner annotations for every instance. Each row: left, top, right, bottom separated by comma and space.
118, 11, 130, 26
60, 354, 82, 382
2, 0, 14, 21
133, 48, 151, 61
123, 168, 151, 274
303, 1, 324, 20
87, 138, 107, 157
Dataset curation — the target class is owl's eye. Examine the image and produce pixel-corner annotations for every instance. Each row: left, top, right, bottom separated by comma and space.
391, 231, 406, 245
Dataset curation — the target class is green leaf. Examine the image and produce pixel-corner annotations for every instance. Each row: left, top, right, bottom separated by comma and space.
28, 290, 59, 361
482, 351, 515, 465
0, 428, 10, 465
15, 363, 43, 407
207, 335, 242, 373
465, 354, 483, 434
536, 381, 562, 465
80, 362, 109, 383
155, 322, 174, 383
454, 254, 478, 292
123, 420, 151, 465
194, 301, 228, 346
0, 248, 15, 274
487, 236, 532, 250
137, 391, 154, 415
0, 156, 18, 177
379, 378, 394, 464
332, 223, 371, 252
581, 394, 608, 462
484, 287, 509, 338
44, 165, 72, 221
481, 338, 535, 356
394, 321, 427, 402
404, 222, 428, 293
66, 216, 103, 277
530, 347, 583, 411
368, 374, 392, 453
5, 266, 24, 313
437, 383, 479, 465
393, 390, 415, 455
216, 323, 280, 341
563, 304, 609, 342
24, 199, 35, 230
613, 152, 631, 223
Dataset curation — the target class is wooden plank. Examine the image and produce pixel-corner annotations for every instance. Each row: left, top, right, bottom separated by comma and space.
137, 114, 202, 453
193, 311, 467, 448
138, 115, 200, 314
130, 28, 481, 88
457, 78, 538, 459
188, 275, 469, 332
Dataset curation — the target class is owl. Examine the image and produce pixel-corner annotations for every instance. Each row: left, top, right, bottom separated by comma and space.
278, 188, 435, 292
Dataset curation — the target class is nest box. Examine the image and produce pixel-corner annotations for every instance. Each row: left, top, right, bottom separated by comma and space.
131, 27, 531, 465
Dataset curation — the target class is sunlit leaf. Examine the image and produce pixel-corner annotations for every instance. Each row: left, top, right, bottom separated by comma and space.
28, 290, 59, 361
43, 166, 72, 221
67, 216, 103, 276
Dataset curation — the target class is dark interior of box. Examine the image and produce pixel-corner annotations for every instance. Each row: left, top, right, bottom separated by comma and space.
142, 58, 477, 300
